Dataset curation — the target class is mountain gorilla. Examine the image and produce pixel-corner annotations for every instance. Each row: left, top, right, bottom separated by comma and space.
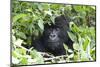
32, 15, 73, 56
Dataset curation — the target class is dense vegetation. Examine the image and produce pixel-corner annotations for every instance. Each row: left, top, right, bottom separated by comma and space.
11, 0, 96, 65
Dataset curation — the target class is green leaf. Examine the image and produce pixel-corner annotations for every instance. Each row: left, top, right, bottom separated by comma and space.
38, 19, 44, 30
12, 35, 16, 42
18, 48, 26, 55
25, 8, 33, 12
13, 14, 27, 23
73, 6, 83, 12
73, 43, 80, 50
68, 53, 74, 58
63, 44, 68, 54
67, 31, 77, 41
14, 39, 23, 46
50, 16, 55, 24
20, 57, 28, 65
16, 32, 26, 39
12, 56, 20, 64
90, 47, 96, 60
68, 49, 73, 53
74, 54, 79, 61
30, 50, 44, 64
91, 6, 95, 10
33, 30, 39, 37
12, 51, 19, 58
70, 22, 80, 32
38, 4, 43, 11
63, 44, 68, 51
80, 50, 89, 61
44, 11, 52, 16
83, 36, 90, 51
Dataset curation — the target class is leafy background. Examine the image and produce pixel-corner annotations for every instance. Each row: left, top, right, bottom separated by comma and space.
11, 0, 96, 65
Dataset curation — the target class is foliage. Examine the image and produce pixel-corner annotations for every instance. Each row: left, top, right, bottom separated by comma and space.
11, 0, 96, 65
67, 22, 95, 61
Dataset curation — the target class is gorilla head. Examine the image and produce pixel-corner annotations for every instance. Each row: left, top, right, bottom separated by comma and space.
43, 24, 65, 52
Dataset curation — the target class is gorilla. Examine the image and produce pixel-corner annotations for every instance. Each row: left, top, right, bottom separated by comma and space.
32, 15, 73, 56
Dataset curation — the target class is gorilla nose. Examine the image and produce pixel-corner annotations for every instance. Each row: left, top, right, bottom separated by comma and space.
51, 34, 56, 37
50, 34, 56, 38
49, 34, 57, 40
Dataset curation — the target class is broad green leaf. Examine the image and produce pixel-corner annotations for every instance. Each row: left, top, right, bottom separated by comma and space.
38, 19, 44, 30
64, 44, 68, 51
68, 49, 73, 53
83, 36, 90, 51
14, 39, 23, 46
12, 51, 19, 58
12, 35, 16, 42
38, 4, 43, 11
30, 50, 44, 64
74, 54, 79, 61
25, 8, 32, 12
18, 48, 26, 55
13, 14, 27, 23
29, 24, 34, 35
63, 44, 68, 54
68, 54, 74, 58
90, 47, 96, 60
33, 30, 39, 37
79, 11, 86, 18
67, 31, 77, 41
73, 43, 80, 50
73, 6, 84, 12
80, 50, 89, 61
16, 32, 26, 39
12, 56, 19, 64
50, 16, 55, 24
12, 50, 22, 60
20, 57, 28, 65
91, 6, 95, 10
44, 11, 52, 16
70, 22, 80, 32
28, 58, 35, 64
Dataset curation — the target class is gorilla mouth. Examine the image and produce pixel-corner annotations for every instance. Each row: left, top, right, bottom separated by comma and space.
47, 39, 60, 43
48, 41, 58, 43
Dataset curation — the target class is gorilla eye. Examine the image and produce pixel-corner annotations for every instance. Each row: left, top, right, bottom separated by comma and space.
56, 28, 60, 31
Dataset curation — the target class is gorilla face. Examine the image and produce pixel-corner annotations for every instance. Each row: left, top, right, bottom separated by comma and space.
43, 24, 64, 51
44, 27, 60, 42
